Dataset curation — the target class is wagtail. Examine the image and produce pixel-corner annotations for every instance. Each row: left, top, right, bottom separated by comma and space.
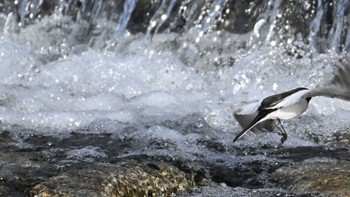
233, 57, 350, 143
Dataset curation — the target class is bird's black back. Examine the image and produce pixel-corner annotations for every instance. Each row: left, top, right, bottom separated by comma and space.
258, 87, 308, 111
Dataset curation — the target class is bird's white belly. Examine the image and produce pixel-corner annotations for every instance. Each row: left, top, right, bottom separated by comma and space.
266, 99, 309, 120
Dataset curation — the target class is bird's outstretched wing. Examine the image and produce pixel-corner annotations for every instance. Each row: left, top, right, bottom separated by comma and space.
233, 109, 274, 142
233, 100, 274, 132
306, 56, 350, 100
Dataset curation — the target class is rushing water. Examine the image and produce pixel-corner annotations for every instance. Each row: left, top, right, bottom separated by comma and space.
0, 0, 350, 196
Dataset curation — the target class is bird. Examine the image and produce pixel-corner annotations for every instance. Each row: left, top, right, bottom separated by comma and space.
233, 56, 350, 144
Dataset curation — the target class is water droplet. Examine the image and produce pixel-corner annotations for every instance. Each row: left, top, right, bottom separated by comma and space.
215, 5, 221, 12
161, 14, 167, 21
150, 20, 157, 28
272, 83, 278, 91
271, 40, 277, 46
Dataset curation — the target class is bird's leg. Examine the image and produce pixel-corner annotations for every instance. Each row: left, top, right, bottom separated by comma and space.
274, 119, 288, 144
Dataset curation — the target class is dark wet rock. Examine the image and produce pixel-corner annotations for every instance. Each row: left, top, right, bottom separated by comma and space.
30, 161, 195, 197
272, 161, 350, 196
208, 159, 282, 189
197, 138, 226, 153
170, 160, 211, 187
103, 162, 195, 196
0, 128, 203, 196
274, 146, 350, 162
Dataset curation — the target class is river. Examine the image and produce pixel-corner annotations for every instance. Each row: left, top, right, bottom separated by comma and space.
0, 0, 349, 196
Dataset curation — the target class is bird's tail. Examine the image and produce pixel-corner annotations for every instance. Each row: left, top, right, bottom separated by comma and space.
307, 56, 350, 100
233, 110, 272, 142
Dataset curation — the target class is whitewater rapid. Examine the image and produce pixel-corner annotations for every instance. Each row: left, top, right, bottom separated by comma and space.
1, 1, 350, 195
0, 15, 348, 145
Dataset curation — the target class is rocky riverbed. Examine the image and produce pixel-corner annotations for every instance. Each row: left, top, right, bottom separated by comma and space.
0, 118, 349, 196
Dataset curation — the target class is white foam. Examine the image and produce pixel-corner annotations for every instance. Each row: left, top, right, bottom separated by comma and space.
65, 146, 108, 162
0, 16, 346, 148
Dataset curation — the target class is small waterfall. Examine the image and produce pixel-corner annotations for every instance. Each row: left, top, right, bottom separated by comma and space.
116, 0, 138, 36
265, 0, 281, 44
328, 0, 347, 51
308, 0, 324, 51
2, 0, 350, 52
18, 0, 44, 26
146, 0, 178, 38
199, 0, 228, 33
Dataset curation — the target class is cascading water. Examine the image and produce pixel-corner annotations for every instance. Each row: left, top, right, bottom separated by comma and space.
116, 0, 138, 36
8, 0, 350, 51
0, 0, 350, 196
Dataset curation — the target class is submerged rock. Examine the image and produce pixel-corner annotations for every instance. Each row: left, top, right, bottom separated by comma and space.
272, 161, 350, 196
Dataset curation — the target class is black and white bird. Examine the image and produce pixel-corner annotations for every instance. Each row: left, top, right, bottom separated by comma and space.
233, 57, 350, 143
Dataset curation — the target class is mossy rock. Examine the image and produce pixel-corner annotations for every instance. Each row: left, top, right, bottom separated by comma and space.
31, 161, 195, 197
